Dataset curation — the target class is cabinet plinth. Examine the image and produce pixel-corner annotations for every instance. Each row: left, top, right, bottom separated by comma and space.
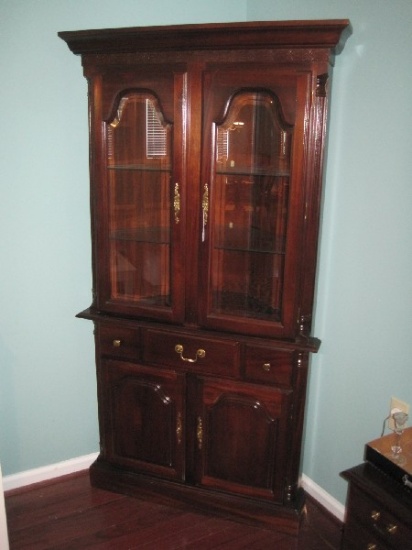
60, 20, 351, 534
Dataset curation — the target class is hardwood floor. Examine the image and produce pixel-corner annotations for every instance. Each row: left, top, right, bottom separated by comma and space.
5, 471, 343, 549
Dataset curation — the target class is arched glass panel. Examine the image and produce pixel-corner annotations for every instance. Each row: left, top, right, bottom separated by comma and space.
106, 93, 172, 306
212, 91, 292, 321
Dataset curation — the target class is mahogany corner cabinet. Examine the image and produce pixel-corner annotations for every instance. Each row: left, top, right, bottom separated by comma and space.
59, 20, 351, 534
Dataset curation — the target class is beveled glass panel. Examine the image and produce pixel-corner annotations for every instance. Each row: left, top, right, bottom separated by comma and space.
212, 91, 292, 321
106, 93, 172, 306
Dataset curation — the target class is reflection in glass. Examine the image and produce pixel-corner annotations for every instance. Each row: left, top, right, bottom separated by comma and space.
212, 91, 292, 320
106, 93, 172, 306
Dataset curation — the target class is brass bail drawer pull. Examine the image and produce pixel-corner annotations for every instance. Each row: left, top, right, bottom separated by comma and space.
175, 344, 206, 363
112, 339, 122, 347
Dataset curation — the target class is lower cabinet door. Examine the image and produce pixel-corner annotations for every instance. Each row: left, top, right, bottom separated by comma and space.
102, 359, 185, 481
194, 377, 292, 502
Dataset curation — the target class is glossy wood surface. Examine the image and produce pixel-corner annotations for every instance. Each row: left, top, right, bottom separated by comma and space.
58, 19, 351, 55
341, 463, 412, 550
59, 20, 350, 535
5, 471, 344, 549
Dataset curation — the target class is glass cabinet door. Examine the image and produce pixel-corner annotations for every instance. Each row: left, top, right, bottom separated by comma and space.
95, 68, 186, 322
200, 70, 309, 338
212, 91, 291, 320
107, 93, 172, 306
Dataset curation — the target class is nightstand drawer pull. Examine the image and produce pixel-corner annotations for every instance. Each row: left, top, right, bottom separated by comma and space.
367, 544, 377, 550
175, 344, 206, 363
386, 523, 398, 535
370, 510, 380, 522
262, 362, 271, 372
112, 339, 122, 347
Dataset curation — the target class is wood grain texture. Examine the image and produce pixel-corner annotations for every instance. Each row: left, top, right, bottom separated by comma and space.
6, 471, 343, 549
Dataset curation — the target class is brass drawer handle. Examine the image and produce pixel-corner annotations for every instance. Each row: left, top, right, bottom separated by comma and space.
112, 339, 122, 347
370, 510, 380, 522
386, 523, 398, 535
175, 344, 206, 363
262, 362, 271, 372
367, 544, 377, 550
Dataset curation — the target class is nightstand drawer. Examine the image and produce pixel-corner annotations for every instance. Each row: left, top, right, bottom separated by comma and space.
244, 346, 293, 387
143, 329, 240, 377
98, 324, 140, 360
343, 517, 387, 549
347, 484, 412, 549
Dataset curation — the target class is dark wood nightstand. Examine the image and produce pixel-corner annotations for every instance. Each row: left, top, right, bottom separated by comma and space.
341, 462, 412, 549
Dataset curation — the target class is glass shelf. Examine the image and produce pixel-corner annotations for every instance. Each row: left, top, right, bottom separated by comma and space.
108, 164, 171, 172
110, 227, 170, 244
216, 168, 289, 178
213, 291, 281, 320
214, 245, 285, 255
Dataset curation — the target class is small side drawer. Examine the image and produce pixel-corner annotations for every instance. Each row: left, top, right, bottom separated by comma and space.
97, 323, 140, 360
244, 346, 294, 387
143, 329, 240, 377
347, 485, 412, 549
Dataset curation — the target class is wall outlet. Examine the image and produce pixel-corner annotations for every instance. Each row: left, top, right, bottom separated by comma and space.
389, 396, 410, 431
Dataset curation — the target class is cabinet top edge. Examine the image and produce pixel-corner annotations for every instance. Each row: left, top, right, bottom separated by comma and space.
58, 19, 351, 57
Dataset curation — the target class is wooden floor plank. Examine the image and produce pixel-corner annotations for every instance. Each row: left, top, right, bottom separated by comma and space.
5, 471, 343, 550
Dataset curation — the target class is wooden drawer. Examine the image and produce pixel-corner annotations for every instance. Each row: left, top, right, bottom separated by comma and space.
342, 517, 388, 550
97, 323, 140, 360
244, 346, 294, 387
143, 329, 240, 377
346, 484, 412, 549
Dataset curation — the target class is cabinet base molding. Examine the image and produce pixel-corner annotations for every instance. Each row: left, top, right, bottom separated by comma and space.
90, 457, 305, 536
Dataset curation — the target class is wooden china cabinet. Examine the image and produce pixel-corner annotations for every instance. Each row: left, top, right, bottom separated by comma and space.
59, 20, 351, 534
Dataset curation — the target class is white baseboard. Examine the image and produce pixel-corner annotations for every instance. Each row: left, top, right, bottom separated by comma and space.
3, 455, 345, 522
300, 473, 345, 522
3, 453, 98, 493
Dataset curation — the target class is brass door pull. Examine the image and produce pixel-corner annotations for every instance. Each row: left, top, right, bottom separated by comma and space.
197, 416, 203, 449
174, 183, 181, 224
112, 339, 122, 347
201, 183, 208, 241
175, 344, 206, 363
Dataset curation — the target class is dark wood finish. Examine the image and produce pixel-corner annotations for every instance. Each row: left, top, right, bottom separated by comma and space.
59, 20, 350, 534
341, 463, 412, 549
58, 20, 351, 55
5, 471, 344, 549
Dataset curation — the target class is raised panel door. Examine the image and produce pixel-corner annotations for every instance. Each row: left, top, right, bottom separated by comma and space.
101, 359, 185, 481
194, 377, 292, 502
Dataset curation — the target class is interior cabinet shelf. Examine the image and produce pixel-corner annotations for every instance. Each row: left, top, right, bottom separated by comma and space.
216, 168, 290, 177
59, 18, 351, 535
108, 164, 171, 172
110, 228, 170, 244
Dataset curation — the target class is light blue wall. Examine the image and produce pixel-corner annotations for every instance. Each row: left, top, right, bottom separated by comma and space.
0, 0, 247, 476
1, 0, 411, 508
248, 0, 412, 503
